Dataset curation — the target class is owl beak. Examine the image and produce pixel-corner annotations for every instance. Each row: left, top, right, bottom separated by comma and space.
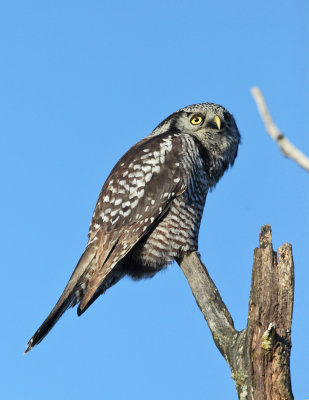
214, 116, 221, 130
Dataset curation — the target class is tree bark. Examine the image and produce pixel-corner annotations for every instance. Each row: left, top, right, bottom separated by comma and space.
177, 225, 294, 399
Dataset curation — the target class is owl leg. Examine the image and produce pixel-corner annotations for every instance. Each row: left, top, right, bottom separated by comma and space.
121, 251, 170, 280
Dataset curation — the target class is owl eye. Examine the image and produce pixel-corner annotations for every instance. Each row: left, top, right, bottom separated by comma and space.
190, 115, 204, 125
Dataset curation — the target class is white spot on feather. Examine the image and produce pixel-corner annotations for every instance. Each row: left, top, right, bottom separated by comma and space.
145, 172, 152, 182
144, 158, 157, 166
137, 180, 145, 188
137, 189, 145, 198
123, 209, 131, 217
142, 165, 151, 173
131, 199, 138, 208
111, 216, 120, 224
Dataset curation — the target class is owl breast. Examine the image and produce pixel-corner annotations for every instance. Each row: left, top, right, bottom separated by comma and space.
124, 161, 209, 279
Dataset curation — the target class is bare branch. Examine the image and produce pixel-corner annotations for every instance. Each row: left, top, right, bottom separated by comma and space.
177, 252, 237, 358
251, 86, 309, 172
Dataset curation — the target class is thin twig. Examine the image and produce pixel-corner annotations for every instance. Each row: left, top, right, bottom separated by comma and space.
251, 87, 309, 172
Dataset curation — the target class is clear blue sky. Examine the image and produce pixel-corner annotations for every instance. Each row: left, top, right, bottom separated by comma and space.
1, 1, 308, 399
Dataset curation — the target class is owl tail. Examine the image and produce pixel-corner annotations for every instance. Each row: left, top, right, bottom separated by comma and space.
24, 245, 96, 353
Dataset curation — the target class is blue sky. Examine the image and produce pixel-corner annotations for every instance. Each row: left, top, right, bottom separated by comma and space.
1, 1, 308, 399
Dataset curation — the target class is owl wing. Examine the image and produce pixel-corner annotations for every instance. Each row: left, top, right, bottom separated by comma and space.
78, 132, 189, 314
25, 131, 191, 353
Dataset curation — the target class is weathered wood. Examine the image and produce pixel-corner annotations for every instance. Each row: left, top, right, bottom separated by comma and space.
177, 225, 294, 399
176, 251, 237, 359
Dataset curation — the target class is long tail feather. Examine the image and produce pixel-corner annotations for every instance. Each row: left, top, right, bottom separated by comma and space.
25, 245, 96, 353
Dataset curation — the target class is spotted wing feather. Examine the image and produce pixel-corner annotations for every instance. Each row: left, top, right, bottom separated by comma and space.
78, 132, 187, 313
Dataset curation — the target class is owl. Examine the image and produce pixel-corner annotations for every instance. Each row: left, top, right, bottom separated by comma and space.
25, 102, 240, 353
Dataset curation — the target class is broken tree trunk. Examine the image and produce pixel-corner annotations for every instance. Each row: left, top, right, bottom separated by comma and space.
177, 225, 294, 400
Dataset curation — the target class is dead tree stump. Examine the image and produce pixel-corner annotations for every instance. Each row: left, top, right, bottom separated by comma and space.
177, 225, 294, 399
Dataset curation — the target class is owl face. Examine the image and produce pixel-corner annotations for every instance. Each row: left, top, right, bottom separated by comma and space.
152, 102, 241, 167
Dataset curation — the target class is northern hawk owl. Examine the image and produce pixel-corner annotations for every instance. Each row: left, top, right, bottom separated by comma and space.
25, 102, 240, 352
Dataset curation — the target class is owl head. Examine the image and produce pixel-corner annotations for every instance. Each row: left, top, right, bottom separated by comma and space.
151, 102, 241, 179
